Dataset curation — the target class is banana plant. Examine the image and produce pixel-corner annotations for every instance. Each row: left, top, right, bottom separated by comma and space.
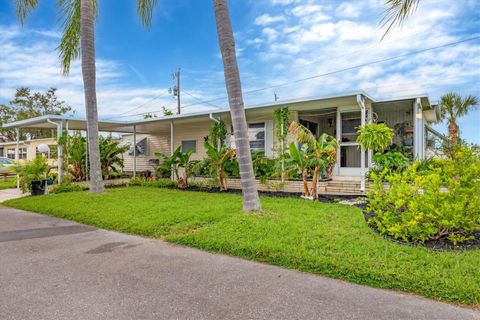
204, 141, 236, 191
155, 146, 193, 188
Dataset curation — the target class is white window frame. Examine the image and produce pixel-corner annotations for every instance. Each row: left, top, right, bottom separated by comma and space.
181, 139, 197, 153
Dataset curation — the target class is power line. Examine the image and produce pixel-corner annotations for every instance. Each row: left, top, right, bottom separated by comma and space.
107, 35, 480, 119
182, 90, 224, 109
113, 89, 169, 117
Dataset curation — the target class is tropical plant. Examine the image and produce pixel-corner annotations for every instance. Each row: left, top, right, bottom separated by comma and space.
208, 120, 228, 148
15, 0, 157, 193
439, 92, 478, 152
99, 137, 129, 178
12, 156, 49, 193
289, 121, 338, 197
213, 0, 261, 212
357, 123, 394, 153
203, 141, 236, 191
284, 142, 314, 197
155, 147, 193, 188
251, 150, 277, 183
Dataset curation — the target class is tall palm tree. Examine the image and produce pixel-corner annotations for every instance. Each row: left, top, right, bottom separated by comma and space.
381, 0, 421, 39
213, 0, 261, 212
439, 92, 478, 147
14, 0, 156, 193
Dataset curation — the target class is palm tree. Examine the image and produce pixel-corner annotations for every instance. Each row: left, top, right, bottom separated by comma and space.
14, 0, 157, 193
381, 0, 421, 39
439, 92, 478, 147
213, 0, 261, 212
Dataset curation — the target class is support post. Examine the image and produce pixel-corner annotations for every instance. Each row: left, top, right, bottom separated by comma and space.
15, 128, 20, 189
133, 125, 137, 178
47, 119, 63, 184
357, 94, 366, 193
367, 106, 373, 168
170, 121, 174, 181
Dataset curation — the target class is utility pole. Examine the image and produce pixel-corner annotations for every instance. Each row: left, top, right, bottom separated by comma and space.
168, 69, 181, 114
274, 91, 279, 102
176, 69, 181, 114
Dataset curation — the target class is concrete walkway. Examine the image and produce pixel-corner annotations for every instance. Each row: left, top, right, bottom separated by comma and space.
0, 207, 478, 320
0, 188, 26, 202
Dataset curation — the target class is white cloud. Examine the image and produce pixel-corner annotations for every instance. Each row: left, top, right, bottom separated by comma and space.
335, 2, 361, 18
254, 14, 285, 26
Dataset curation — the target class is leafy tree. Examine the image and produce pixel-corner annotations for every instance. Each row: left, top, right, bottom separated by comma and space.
0, 87, 72, 141
15, 0, 157, 193
213, 0, 261, 212
439, 92, 478, 150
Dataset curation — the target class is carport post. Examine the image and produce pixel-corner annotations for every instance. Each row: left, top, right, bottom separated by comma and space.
357, 94, 366, 193
170, 121, 174, 181
47, 119, 63, 184
15, 128, 20, 189
133, 125, 137, 178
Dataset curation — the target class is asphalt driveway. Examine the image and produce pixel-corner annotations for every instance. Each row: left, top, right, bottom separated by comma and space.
0, 207, 478, 320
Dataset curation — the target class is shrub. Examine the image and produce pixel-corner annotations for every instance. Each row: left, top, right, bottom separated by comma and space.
127, 177, 176, 188
13, 156, 49, 193
51, 183, 88, 194
367, 147, 480, 245
368, 151, 409, 178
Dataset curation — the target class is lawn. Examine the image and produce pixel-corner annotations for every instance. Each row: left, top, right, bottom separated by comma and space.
0, 177, 16, 190
4, 187, 480, 306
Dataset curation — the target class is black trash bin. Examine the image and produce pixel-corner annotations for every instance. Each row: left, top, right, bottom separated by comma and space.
31, 180, 46, 196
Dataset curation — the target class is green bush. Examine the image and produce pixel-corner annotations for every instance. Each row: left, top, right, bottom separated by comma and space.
356, 123, 394, 153
127, 177, 176, 188
367, 147, 480, 245
368, 151, 409, 178
51, 183, 88, 194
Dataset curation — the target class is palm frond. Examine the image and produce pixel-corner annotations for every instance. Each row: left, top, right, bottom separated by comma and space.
137, 0, 157, 28
381, 0, 420, 40
15, 0, 38, 25
57, 0, 98, 75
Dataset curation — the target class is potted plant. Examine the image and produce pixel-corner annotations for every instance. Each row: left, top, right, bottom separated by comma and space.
13, 156, 49, 195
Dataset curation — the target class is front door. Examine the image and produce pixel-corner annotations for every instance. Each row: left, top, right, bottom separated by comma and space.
338, 111, 361, 176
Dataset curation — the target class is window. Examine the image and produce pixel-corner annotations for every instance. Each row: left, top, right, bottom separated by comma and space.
181, 140, 196, 153
248, 122, 265, 151
341, 112, 361, 142
7, 147, 27, 159
36, 145, 57, 159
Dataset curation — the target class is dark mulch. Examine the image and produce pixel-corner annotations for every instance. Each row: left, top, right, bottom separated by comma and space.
362, 207, 480, 252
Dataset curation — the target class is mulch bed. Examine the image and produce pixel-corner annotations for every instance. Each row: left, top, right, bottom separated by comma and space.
361, 206, 480, 252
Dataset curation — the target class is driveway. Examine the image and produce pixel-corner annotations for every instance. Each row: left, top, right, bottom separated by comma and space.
0, 207, 478, 320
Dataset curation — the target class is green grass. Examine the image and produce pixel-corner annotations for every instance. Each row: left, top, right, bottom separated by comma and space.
4, 187, 480, 306
0, 177, 16, 190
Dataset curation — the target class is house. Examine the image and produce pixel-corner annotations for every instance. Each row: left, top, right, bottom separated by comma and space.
0, 137, 58, 165
2, 91, 441, 194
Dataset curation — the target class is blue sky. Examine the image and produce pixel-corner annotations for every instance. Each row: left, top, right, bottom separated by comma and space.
0, 0, 479, 143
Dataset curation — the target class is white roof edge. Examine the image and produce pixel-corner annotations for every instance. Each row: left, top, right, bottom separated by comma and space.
3, 91, 433, 129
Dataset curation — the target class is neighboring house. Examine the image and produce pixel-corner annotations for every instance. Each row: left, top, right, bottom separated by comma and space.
2, 91, 441, 192
0, 137, 58, 165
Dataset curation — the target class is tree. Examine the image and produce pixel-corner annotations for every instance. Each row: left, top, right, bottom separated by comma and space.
0, 87, 72, 141
439, 92, 478, 148
15, 0, 157, 193
99, 136, 129, 178
213, 0, 261, 212
381, 0, 421, 39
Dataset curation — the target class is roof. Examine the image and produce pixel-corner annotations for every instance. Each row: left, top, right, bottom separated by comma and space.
2, 91, 434, 133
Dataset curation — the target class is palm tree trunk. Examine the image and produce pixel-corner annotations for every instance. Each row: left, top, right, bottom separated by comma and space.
80, 0, 104, 193
310, 166, 319, 199
448, 120, 459, 147
213, 0, 260, 212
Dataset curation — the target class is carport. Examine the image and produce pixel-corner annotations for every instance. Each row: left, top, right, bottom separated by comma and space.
2, 115, 149, 187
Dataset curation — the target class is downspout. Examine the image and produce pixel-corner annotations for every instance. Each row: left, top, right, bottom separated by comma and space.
47, 119, 63, 184
356, 94, 366, 193
133, 125, 137, 178
209, 113, 221, 150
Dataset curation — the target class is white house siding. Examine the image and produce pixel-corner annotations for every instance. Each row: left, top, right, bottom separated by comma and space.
121, 134, 170, 173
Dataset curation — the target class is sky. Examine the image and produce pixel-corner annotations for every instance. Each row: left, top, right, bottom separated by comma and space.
0, 0, 479, 143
